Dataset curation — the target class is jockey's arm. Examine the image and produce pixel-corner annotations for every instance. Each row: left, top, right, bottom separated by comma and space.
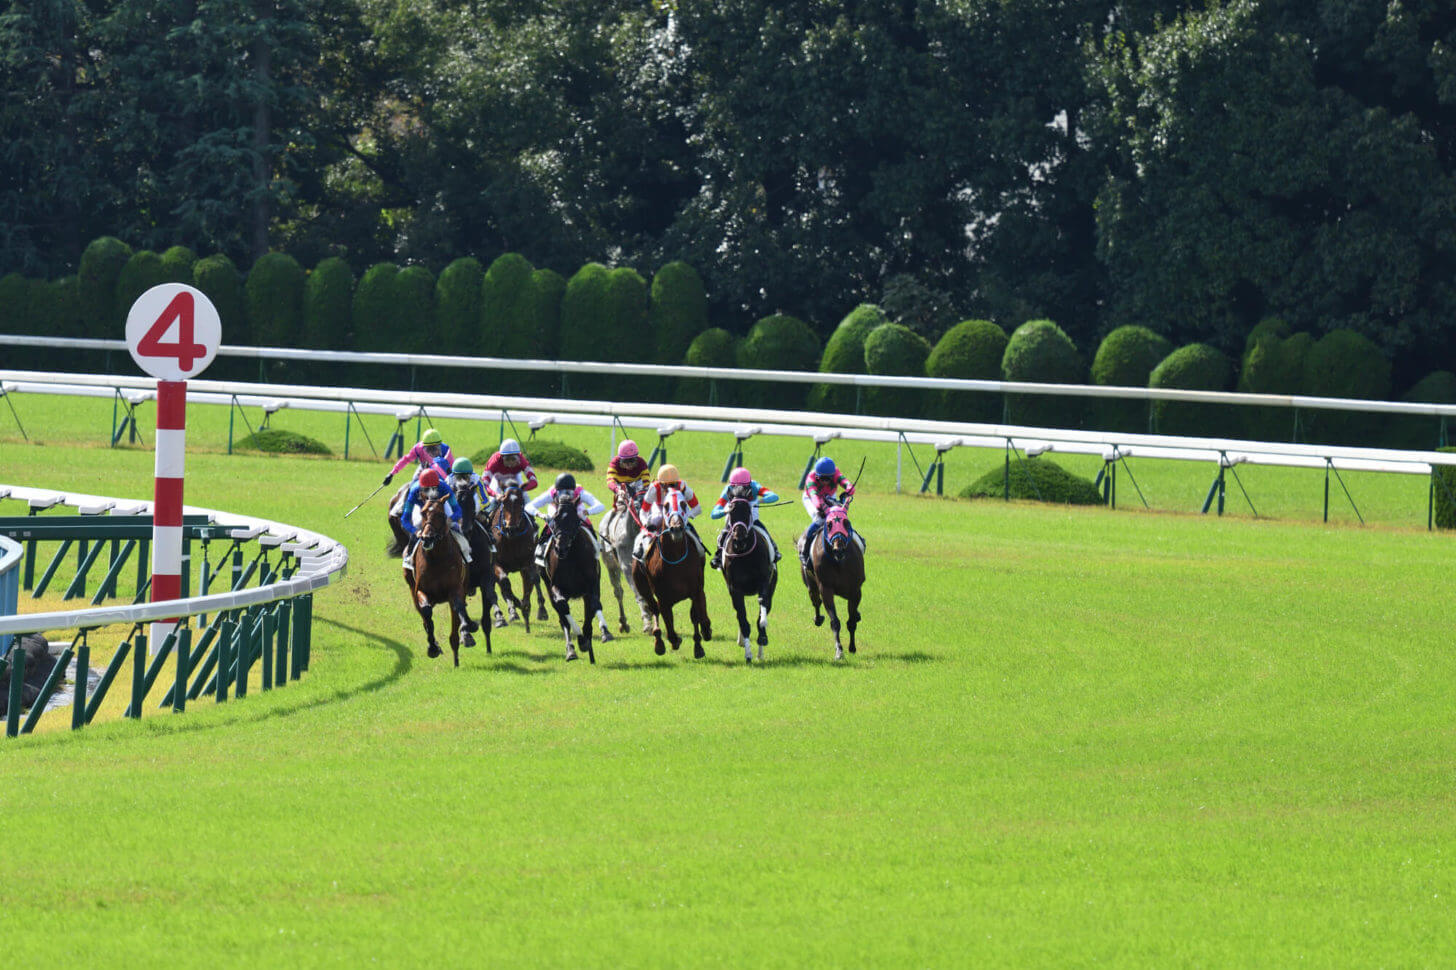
400, 488, 419, 534
760, 486, 780, 504
682, 487, 702, 519
578, 489, 606, 516
802, 491, 822, 518
388, 446, 421, 476
446, 495, 463, 525
520, 466, 539, 492
525, 491, 552, 515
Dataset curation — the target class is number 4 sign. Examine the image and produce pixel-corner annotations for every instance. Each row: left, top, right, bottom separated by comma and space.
126, 283, 222, 381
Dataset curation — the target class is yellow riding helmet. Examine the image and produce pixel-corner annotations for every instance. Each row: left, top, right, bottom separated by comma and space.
421, 428, 443, 445
656, 464, 680, 484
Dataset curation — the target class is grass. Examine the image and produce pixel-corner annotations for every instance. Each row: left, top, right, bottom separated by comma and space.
1, 393, 1455, 967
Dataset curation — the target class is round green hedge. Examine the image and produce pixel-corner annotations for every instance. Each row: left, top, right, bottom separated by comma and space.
1237, 329, 1312, 441
959, 456, 1101, 505
395, 265, 437, 353
0, 273, 28, 334
245, 252, 305, 347
114, 251, 168, 332
1433, 447, 1456, 528
77, 236, 133, 337
352, 263, 399, 353
192, 254, 247, 345
526, 267, 566, 360
736, 314, 820, 409
1243, 316, 1291, 355
650, 261, 708, 366
1002, 319, 1082, 427
471, 438, 593, 473
1090, 325, 1171, 433
234, 429, 332, 455
862, 322, 931, 417
1390, 371, 1456, 450
304, 257, 354, 351
1149, 343, 1234, 437
483, 253, 533, 361
926, 320, 1006, 422
160, 245, 197, 283
1301, 329, 1391, 445
435, 257, 483, 356
809, 304, 886, 412
679, 327, 738, 405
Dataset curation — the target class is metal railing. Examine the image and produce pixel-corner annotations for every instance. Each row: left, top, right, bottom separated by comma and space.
0, 484, 348, 739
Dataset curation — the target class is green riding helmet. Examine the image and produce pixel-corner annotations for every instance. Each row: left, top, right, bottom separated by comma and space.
421, 428, 443, 445
452, 457, 474, 476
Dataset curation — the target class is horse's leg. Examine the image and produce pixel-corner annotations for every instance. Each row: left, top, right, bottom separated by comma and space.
580, 601, 596, 665
757, 565, 778, 658
550, 589, 579, 662
847, 584, 861, 655
449, 600, 461, 667
690, 587, 710, 659
629, 549, 655, 634
803, 565, 824, 627
493, 566, 516, 626
452, 595, 476, 648
535, 564, 550, 621
732, 589, 751, 663
821, 586, 844, 661
420, 603, 441, 659
662, 598, 682, 653
602, 545, 630, 634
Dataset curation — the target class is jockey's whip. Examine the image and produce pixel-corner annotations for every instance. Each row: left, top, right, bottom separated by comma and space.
850, 456, 867, 489
344, 481, 391, 518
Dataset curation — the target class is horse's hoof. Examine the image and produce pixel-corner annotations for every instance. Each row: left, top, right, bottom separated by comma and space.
493, 616, 508, 629
757, 631, 768, 647
848, 643, 856, 654
427, 644, 442, 658
537, 609, 550, 621
600, 630, 614, 644
463, 619, 479, 634
618, 622, 630, 634
814, 615, 825, 627
463, 633, 475, 648
702, 627, 712, 642
565, 649, 579, 662
693, 644, 705, 660
757, 645, 764, 661
654, 642, 665, 656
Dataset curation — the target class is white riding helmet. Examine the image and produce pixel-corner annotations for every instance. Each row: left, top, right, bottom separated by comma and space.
500, 438, 521, 455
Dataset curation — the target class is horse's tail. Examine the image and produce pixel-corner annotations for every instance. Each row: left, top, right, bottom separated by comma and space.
385, 534, 405, 556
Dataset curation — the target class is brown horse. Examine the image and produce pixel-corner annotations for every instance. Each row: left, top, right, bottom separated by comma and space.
404, 497, 480, 666
632, 490, 712, 658
488, 482, 547, 632
799, 497, 864, 661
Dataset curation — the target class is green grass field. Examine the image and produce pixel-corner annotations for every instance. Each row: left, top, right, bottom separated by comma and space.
2, 393, 1454, 967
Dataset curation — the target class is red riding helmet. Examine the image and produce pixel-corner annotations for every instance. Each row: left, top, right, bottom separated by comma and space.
419, 469, 441, 488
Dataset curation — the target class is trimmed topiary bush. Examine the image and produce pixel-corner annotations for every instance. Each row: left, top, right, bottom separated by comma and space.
1149, 343, 1234, 437
1243, 316, 1291, 355
303, 257, 354, 350
926, 319, 1006, 423
435, 257, 483, 356
1237, 329, 1312, 441
559, 263, 612, 396
234, 429, 332, 455
736, 314, 820, 409
650, 261, 707, 366
862, 322, 931, 417
77, 236, 133, 337
679, 327, 738, 405
114, 251, 168, 331
0, 273, 30, 334
605, 267, 649, 356
191, 254, 248, 356
526, 268, 565, 361
809, 304, 886, 413
483, 253, 533, 361
1002, 319, 1083, 428
959, 456, 1101, 505
1301, 329, 1392, 446
1433, 447, 1456, 528
395, 265, 437, 354
35, 276, 82, 338
160, 246, 197, 283
352, 263, 399, 353
245, 252, 305, 347
1090, 325, 1171, 433
1389, 371, 1456, 451
471, 438, 593, 472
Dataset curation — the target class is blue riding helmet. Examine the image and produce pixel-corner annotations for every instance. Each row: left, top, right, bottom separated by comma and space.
814, 456, 837, 477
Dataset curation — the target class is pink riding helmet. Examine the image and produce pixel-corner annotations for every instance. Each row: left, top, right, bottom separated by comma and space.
728, 467, 752, 486
617, 439, 639, 458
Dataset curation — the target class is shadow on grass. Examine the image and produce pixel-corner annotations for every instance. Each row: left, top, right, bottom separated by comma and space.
696, 650, 939, 668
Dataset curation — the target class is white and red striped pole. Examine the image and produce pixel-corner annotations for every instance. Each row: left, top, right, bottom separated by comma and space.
125, 283, 221, 651
150, 379, 188, 646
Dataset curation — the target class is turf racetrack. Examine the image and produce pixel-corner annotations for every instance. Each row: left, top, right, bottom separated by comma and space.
1, 397, 1453, 967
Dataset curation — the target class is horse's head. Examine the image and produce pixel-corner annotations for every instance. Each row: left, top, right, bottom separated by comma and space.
725, 496, 757, 553
664, 489, 685, 538
418, 496, 449, 552
553, 498, 581, 549
823, 504, 852, 562
619, 480, 646, 512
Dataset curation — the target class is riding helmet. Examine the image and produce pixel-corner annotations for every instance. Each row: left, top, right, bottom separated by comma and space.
452, 457, 473, 476
617, 439, 639, 458
555, 472, 576, 492
422, 428, 443, 445
500, 438, 521, 455
814, 456, 837, 478
419, 469, 441, 487
728, 467, 752, 486
656, 464, 680, 484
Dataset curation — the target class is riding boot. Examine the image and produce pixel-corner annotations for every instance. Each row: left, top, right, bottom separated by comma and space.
709, 531, 725, 570
402, 535, 419, 570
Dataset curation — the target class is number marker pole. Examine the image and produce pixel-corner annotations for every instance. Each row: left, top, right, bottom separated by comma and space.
150, 379, 187, 647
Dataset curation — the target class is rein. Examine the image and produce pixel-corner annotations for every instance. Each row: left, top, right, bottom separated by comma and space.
722, 498, 760, 562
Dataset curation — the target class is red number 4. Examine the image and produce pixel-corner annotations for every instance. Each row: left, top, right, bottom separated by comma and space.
137, 291, 206, 371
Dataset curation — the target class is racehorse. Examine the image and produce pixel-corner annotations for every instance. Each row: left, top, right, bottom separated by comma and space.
453, 482, 496, 655
404, 496, 480, 666
632, 490, 712, 658
601, 479, 653, 635
718, 492, 777, 663
799, 496, 864, 660
541, 498, 603, 663
488, 482, 547, 632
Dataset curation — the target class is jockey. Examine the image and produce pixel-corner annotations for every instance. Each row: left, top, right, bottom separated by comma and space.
481, 438, 540, 522
399, 468, 472, 567
633, 464, 704, 562
449, 457, 489, 523
602, 439, 651, 536
708, 467, 780, 569
528, 473, 606, 568
382, 427, 453, 488
800, 455, 856, 564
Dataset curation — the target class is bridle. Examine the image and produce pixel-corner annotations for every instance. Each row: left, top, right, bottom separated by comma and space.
495, 484, 532, 538
722, 497, 759, 562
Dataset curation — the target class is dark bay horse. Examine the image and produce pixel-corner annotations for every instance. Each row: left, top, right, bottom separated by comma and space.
799, 497, 864, 661
404, 497, 480, 666
542, 500, 602, 663
454, 482, 496, 655
489, 482, 547, 632
633, 490, 711, 658
718, 493, 777, 663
